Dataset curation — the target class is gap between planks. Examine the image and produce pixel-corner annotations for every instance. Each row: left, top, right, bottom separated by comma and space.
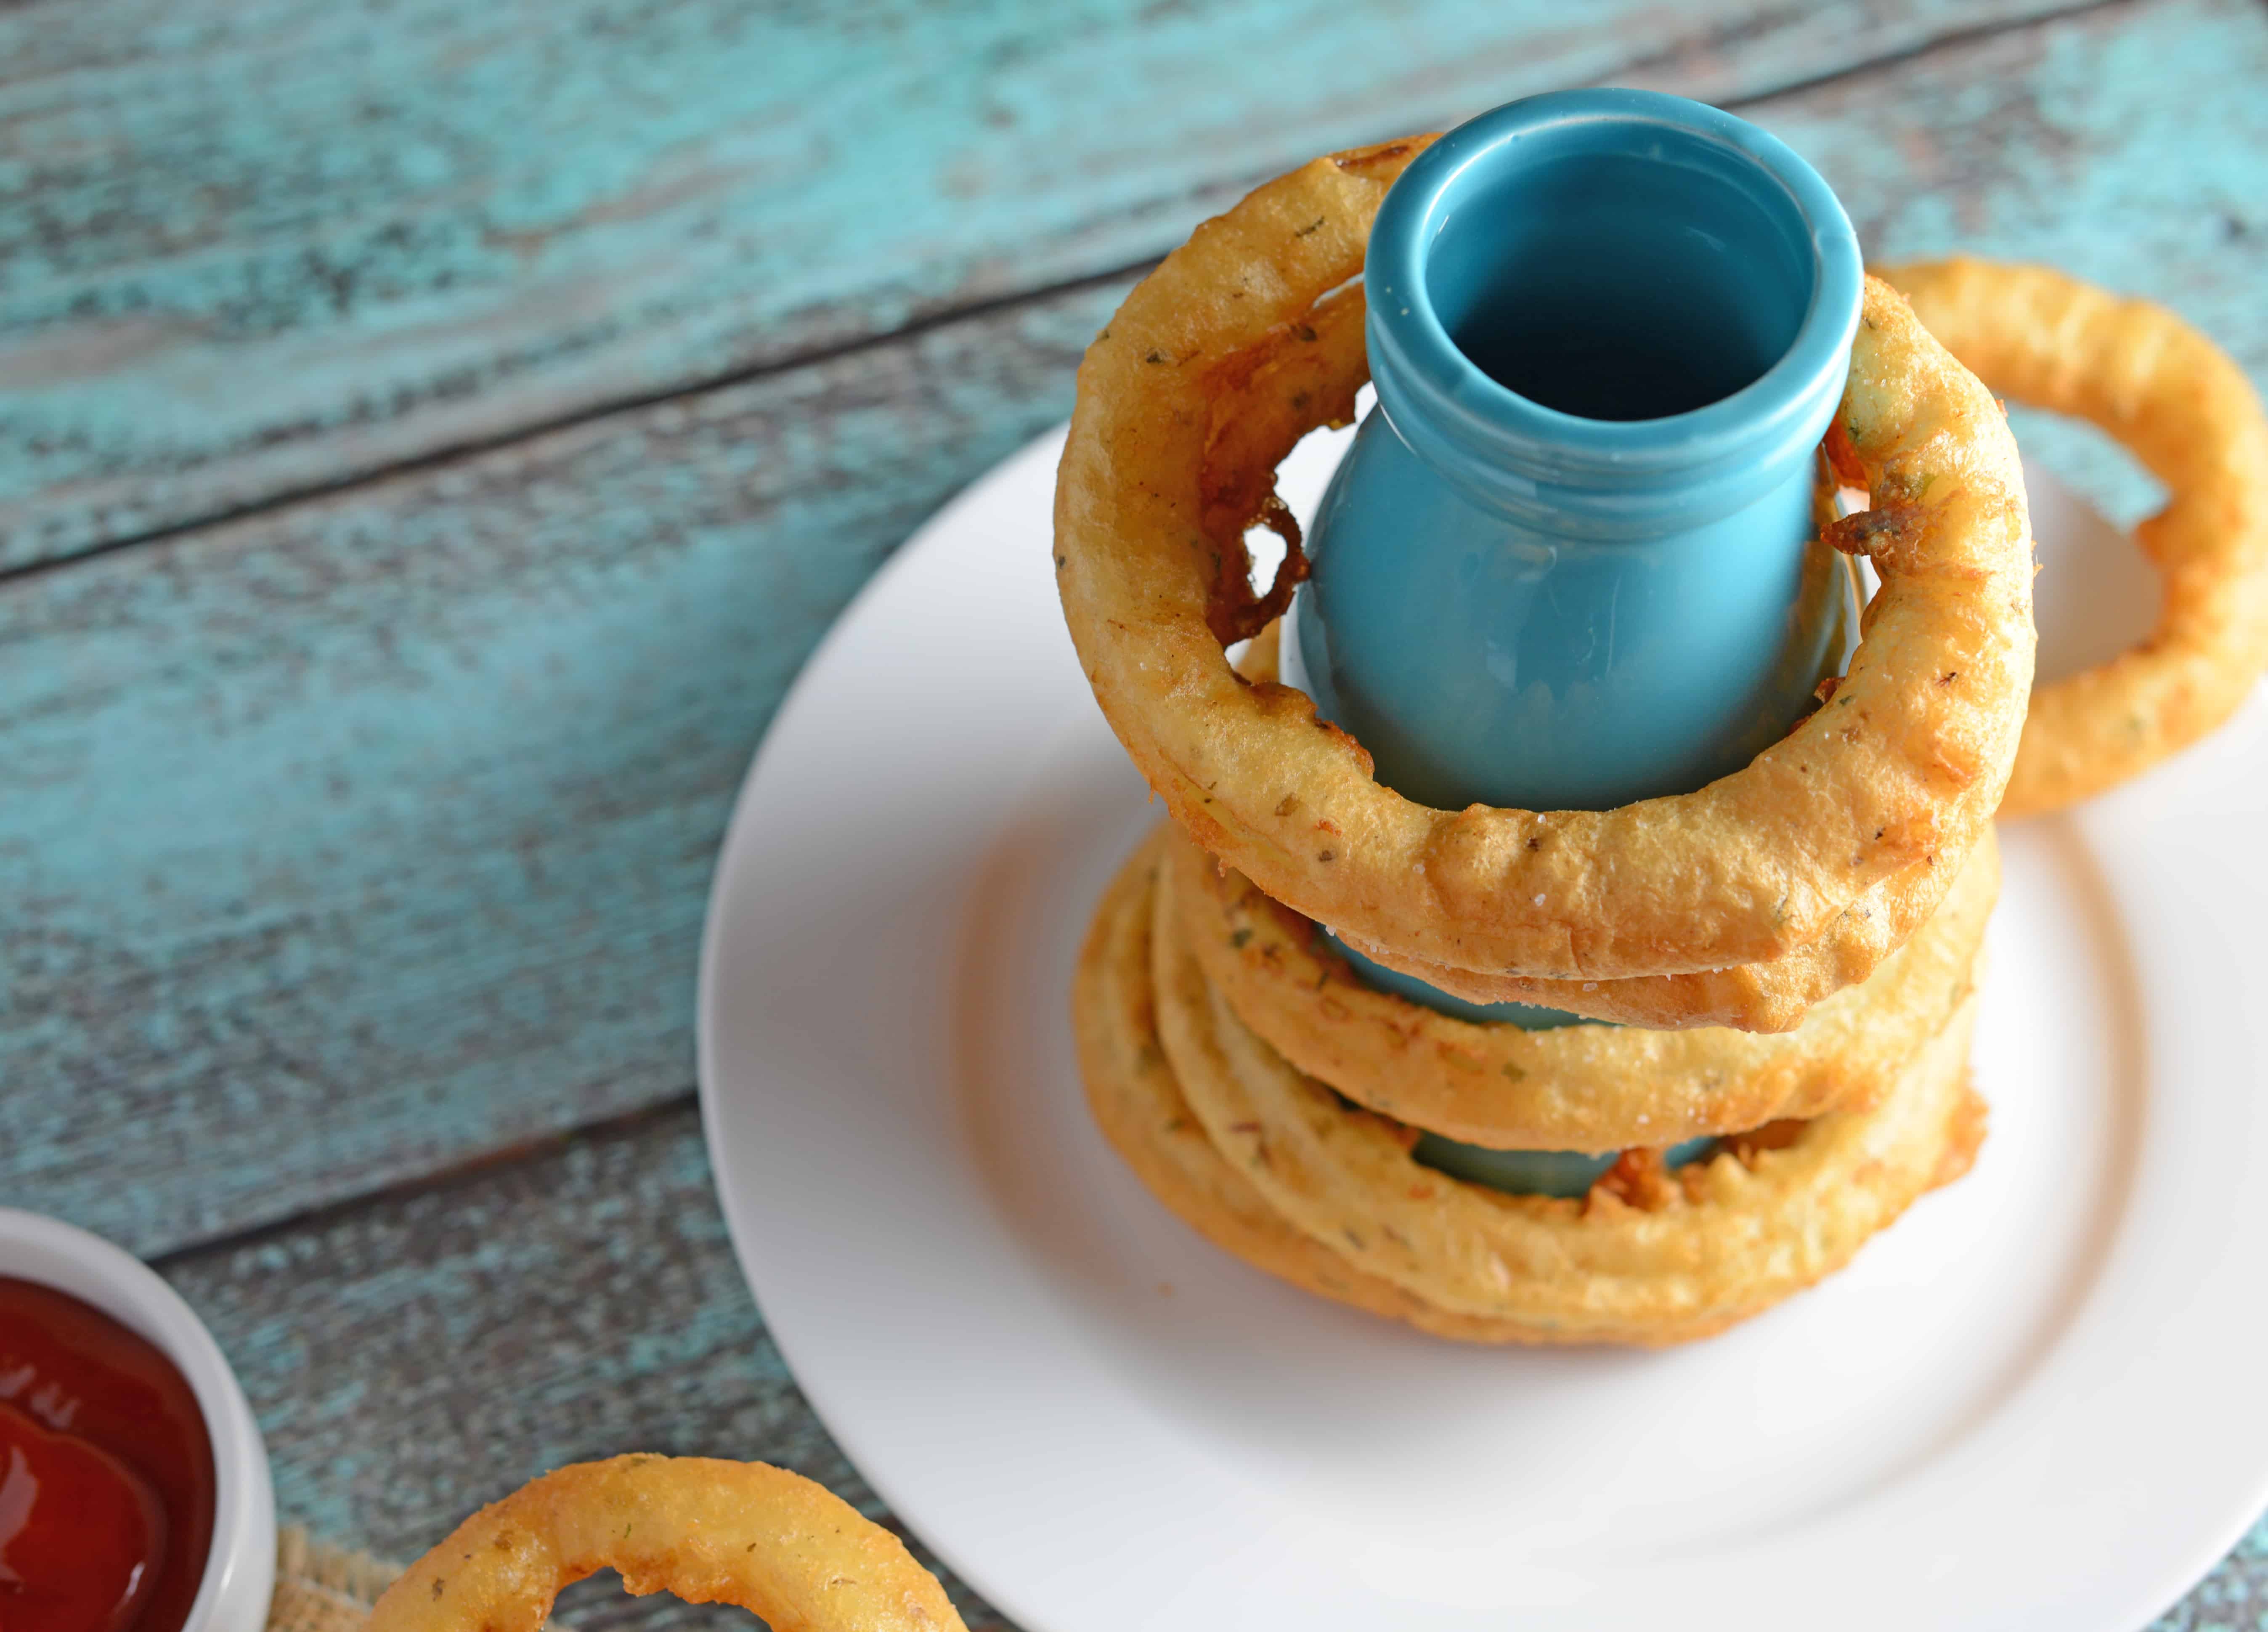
146, 1088, 701, 1274
0, 260, 1154, 594
0, 0, 2133, 599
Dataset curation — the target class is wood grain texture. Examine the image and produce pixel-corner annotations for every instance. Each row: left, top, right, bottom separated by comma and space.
6, 0, 2266, 1263
155, 1106, 1015, 1632
153, 1105, 2264, 1631
2, 278, 1122, 1257
0, 0, 2090, 568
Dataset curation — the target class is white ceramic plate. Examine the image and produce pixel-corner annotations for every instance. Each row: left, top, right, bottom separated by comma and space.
698, 419, 2268, 1632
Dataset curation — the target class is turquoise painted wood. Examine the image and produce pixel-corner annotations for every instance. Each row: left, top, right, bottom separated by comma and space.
1, 278, 1123, 1257
0, 0, 2083, 568
7, 0, 2264, 1263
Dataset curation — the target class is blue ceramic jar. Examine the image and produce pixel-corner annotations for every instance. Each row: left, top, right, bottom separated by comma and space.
1283, 89, 1864, 1048
1276, 92, 1864, 1191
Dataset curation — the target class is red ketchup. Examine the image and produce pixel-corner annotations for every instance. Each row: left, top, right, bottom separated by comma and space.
0, 1277, 215, 1632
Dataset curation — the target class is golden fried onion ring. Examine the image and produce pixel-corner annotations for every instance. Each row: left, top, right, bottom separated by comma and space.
1881, 257, 2268, 817
1228, 621, 1961, 1032
1165, 817, 1997, 1150
1056, 142, 2035, 983
1149, 860, 1987, 1340
368, 1455, 966, 1632
1072, 830, 1576, 1344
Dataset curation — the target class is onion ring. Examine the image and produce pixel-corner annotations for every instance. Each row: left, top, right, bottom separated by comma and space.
1150, 866, 1987, 1339
1073, 829, 1541, 1343
1230, 620, 1970, 1032
1165, 818, 1997, 1149
1881, 257, 2268, 817
367, 1455, 966, 1632
1056, 143, 2034, 982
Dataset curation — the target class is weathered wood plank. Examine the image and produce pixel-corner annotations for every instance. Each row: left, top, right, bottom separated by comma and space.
5, 0, 2265, 1260
1, 277, 1124, 1255
151, 1103, 2263, 1630
0, 0, 2091, 567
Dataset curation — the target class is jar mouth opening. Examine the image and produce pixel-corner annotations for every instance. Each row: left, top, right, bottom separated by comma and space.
1367, 90, 1862, 480
1426, 133, 1812, 424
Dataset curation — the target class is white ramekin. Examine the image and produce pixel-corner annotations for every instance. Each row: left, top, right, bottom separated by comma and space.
0, 1207, 276, 1632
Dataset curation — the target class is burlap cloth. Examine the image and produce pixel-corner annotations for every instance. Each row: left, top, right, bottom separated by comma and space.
271, 1530, 400, 1632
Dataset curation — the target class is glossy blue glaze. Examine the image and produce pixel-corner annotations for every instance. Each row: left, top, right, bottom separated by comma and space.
1285, 88, 1863, 814
1282, 90, 1864, 1059
1411, 1134, 1720, 1201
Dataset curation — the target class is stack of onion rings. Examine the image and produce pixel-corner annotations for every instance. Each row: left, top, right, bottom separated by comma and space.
1163, 820, 1998, 1153
1055, 141, 2035, 1021
1881, 257, 2268, 817
1076, 834, 1988, 1347
1050, 139, 2048, 1344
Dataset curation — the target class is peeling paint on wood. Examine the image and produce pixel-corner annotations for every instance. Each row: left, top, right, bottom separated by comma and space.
0, 0, 2087, 566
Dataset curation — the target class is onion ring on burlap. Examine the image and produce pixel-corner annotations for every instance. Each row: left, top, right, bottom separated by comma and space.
368, 1456, 966, 1632
1149, 869, 1987, 1342
1056, 143, 2034, 982
1165, 818, 1997, 1149
1881, 257, 2268, 817
1073, 830, 1539, 1343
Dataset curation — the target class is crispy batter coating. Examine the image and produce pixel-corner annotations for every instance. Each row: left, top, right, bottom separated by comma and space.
367, 1456, 966, 1632
1882, 257, 2268, 816
1056, 142, 2034, 985
1152, 865, 1986, 1340
1074, 837, 1987, 1347
1232, 622, 1974, 1032
1331, 857, 1952, 1031
1072, 829, 1544, 1343
1166, 819, 1997, 1149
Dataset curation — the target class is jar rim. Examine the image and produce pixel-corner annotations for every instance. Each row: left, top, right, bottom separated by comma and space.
1364, 89, 1864, 527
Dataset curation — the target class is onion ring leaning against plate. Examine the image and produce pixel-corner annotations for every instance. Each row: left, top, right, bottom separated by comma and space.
1880, 256, 2268, 817
367, 1455, 966, 1632
1054, 139, 2035, 984
1164, 817, 1998, 1150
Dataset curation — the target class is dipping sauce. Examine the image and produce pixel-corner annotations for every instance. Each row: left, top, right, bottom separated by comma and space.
0, 1277, 214, 1632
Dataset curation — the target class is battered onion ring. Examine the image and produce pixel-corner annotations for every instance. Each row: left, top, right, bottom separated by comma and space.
1056, 141, 2035, 982
1165, 818, 1997, 1150
1230, 622, 1968, 1032
1881, 257, 2268, 817
367, 1456, 966, 1632
1073, 829, 1540, 1343
1151, 873, 1987, 1339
